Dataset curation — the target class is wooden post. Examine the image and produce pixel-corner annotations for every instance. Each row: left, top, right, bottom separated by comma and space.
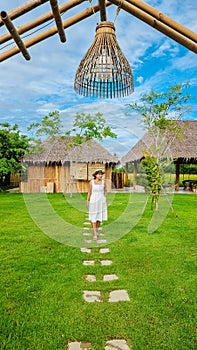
0, 0, 49, 27
0, 0, 85, 45
99, 0, 107, 21
125, 163, 129, 187
175, 161, 180, 191
133, 161, 137, 190
0, 2, 112, 62
125, 0, 197, 42
49, 0, 66, 42
0, 11, 31, 60
109, 0, 197, 53
87, 163, 89, 181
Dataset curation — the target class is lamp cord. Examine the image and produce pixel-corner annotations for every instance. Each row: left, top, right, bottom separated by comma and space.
114, 0, 124, 23
88, 0, 99, 25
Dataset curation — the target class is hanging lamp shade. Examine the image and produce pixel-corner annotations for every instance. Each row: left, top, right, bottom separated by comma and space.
74, 22, 134, 98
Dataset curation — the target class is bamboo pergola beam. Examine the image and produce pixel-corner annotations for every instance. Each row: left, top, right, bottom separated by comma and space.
0, 0, 196, 62
125, 0, 197, 43
99, 0, 107, 22
0, 11, 31, 60
0, 0, 85, 45
49, 0, 66, 42
110, 0, 197, 53
0, 0, 49, 27
0, 2, 112, 62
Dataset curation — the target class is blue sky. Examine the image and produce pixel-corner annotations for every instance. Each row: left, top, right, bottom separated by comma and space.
0, 0, 196, 158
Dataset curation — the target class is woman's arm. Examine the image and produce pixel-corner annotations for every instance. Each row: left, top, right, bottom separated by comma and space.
86, 180, 92, 208
104, 180, 107, 197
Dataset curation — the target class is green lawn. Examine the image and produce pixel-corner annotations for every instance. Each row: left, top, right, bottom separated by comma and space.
128, 173, 197, 187
0, 193, 196, 350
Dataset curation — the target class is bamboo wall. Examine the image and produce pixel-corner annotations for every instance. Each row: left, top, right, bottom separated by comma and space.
20, 164, 57, 193
10, 173, 20, 186
20, 162, 113, 193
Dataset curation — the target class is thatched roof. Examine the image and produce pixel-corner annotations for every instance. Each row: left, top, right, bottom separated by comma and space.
121, 120, 197, 164
24, 136, 118, 165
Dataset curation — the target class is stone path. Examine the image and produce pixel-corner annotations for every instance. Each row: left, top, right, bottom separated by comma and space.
68, 214, 131, 349
67, 339, 131, 349
81, 217, 130, 303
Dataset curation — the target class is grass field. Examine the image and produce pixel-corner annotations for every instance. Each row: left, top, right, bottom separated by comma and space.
0, 192, 196, 350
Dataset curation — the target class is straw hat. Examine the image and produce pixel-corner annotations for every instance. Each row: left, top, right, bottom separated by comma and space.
92, 169, 105, 178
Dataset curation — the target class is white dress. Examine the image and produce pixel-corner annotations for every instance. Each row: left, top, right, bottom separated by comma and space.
89, 180, 107, 223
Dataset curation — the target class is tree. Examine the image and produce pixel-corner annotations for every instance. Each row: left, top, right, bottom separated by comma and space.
27, 110, 63, 138
28, 110, 117, 151
0, 123, 29, 187
27, 110, 63, 154
65, 112, 117, 144
128, 82, 191, 210
141, 151, 162, 210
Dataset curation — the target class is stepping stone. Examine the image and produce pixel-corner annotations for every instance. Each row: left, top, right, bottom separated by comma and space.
97, 239, 107, 244
83, 222, 91, 225
105, 339, 130, 350
68, 341, 91, 350
84, 274, 96, 282
84, 240, 92, 244
83, 227, 90, 230
99, 248, 110, 254
109, 290, 130, 302
83, 290, 102, 302
103, 274, 118, 281
83, 260, 95, 266
81, 248, 91, 253
100, 260, 112, 266
83, 232, 91, 236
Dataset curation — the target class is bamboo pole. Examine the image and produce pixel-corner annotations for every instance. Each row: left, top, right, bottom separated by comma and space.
110, 0, 197, 53
49, 0, 66, 42
0, 0, 85, 45
133, 161, 137, 190
0, 11, 31, 60
0, 0, 49, 27
125, 0, 197, 43
1, 0, 196, 60
175, 161, 180, 191
0, 2, 112, 62
99, 0, 107, 22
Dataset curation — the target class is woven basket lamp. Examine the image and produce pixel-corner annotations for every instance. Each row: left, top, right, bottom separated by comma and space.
74, 21, 134, 98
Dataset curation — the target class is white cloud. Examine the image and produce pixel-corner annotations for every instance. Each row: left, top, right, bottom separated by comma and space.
151, 40, 179, 58
136, 76, 144, 84
170, 52, 197, 71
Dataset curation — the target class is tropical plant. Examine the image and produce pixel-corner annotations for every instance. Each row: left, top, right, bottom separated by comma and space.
128, 82, 191, 210
0, 123, 29, 187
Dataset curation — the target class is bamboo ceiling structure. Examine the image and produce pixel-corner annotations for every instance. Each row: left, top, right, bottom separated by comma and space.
0, 0, 196, 63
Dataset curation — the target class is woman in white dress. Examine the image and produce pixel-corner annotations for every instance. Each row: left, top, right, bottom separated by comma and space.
86, 169, 107, 240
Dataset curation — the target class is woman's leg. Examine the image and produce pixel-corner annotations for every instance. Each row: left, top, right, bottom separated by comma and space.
96, 220, 101, 234
92, 222, 97, 239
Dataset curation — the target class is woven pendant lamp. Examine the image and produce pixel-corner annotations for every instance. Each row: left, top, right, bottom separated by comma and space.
74, 21, 134, 98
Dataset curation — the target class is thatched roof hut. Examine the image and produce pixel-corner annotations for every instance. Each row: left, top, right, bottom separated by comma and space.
21, 136, 118, 193
121, 120, 197, 164
24, 136, 118, 165
121, 120, 197, 190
